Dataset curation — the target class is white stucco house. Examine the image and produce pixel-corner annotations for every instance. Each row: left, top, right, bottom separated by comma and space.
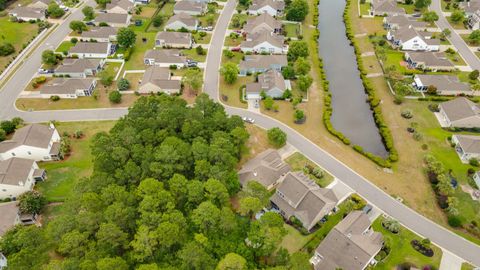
240, 31, 286, 54
0, 123, 61, 162
0, 158, 46, 200
68, 42, 115, 59
248, 0, 285, 17
452, 134, 480, 163
387, 27, 440, 51
164, 13, 198, 31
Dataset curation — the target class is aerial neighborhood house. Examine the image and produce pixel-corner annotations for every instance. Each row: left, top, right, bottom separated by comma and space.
460, 0, 480, 15
155, 31, 193, 48
370, 0, 405, 16
0, 123, 61, 162
128, 0, 149, 4
310, 211, 384, 270
270, 171, 339, 231
9, 7, 46, 21
68, 42, 115, 58
79, 27, 118, 42
0, 158, 46, 199
468, 9, 480, 30
94, 13, 131, 27
243, 13, 282, 34
473, 171, 480, 189
248, 0, 285, 17
404, 52, 454, 71
106, 0, 134, 14
0, 202, 38, 237
383, 14, 427, 30
246, 69, 290, 99
139, 66, 181, 94
387, 27, 440, 51
438, 97, 480, 128
173, 0, 207, 16
28, 0, 51, 9
164, 13, 198, 31
54, 58, 105, 78
0, 253, 6, 270
39, 78, 97, 99
238, 149, 291, 190
239, 54, 288, 75
144, 49, 187, 67
452, 134, 480, 163
413, 74, 473, 96
240, 31, 286, 54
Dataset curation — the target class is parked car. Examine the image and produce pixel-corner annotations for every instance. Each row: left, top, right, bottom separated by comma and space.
206, 26, 213, 31
186, 61, 198, 67
38, 68, 53, 74
86, 21, 95, 26
242, 117, 255, 123
362, 205, 373, 215
231, 47, 241, 52
135, 20, 143, 26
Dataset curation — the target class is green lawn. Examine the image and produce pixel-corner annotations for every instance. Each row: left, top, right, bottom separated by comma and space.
122, 31, 157, 70
197, 13, 219, 27
193, 31, 212, 44
285, 152, 334, 187
0, 16, 39, 73
225, 34, 243, 47
229, 13, 249, 29
36, 121, 116, 202
103, 62, 122, 78
398, 3, 420, 14
182, 47, 208, 62
447, 16, 468, 30
372, 217, 442, 269
283, 23, 301, 38
280, 224, 315, 253
384, 50, 419, 74
219, 75, 250, 108
55, 41, 76, 54
359, 2, 371, 16
222, 50, 244, 64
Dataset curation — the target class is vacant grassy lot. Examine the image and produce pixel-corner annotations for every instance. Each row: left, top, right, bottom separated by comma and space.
224, 34, 243, 47
362, 55, 383, 74
283, 22, 301, 38
221, 50, 243, 64
219, 76, 250, 109
193, 31, 212, 44
285, 152, 334, 187
55, 40, 75, 54
197, 13, 219, 27
359, 2, 370, 16
182, 47, 208, 62
229, 13, 249, 29
37, 121, 116, 202
103, 61, 123, 78
372, 217, 442, 269
447, 16, 468, 29
122, 32, 157, 70
238, 124, 271, 166
0, 16, 39, 72
124, 72, 144, 91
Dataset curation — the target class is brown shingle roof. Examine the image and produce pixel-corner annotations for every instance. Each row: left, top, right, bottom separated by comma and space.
0, 124, 55, 153
39, 78, 95, 95
244, 13, 282, 33
80, 26, 118, 39
144, 49, 187, 64
0, 202, 19, 236
0, 158, 34, 186
439, 97, 480, 122
238, 149, 290, 187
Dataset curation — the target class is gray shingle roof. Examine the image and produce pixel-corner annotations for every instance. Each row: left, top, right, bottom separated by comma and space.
249, 0, 285, 11
385, 14, 427, 29
155, 31, 192, 45
405, 52, 453, 68
0, 158, 35, 186
144, 49, 186, 64
55, 58, 102, 73
80, 26, 118, 39
241, 31, 285, 49
246, 69, 286, 94
9, 6, 45, 19
372, 0, 405, 14
39, 78, 95, 95
94, 13, 129, 24
69, 42, 110, 54
106, 0, 133, 11
166, 12, 198, 27
440, 97, 480, 122
239, 55, 287, 70
0, 124, 55, 153
0, 202, 19, 236
238, 148, 290, 187
244, 13, 282, 33
174, 0, 206, 13
415, 74, 471, 92
454, 134, 480, 154
141, 66, 181, 90
312, 211, 383, 270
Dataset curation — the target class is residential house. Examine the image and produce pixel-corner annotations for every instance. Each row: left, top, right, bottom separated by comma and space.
310, 211, 384, 270
404, 51, 454, 71
139, 66, 181, 94
174, 0, 207, 16
94, 13, 131, 27
248, 0, 285, 17
0, 202, 38, 237
413, 74, 473, 95
270, 171, 339, 231
106, 0, 134, 14
383, 14, 427, 30
240, 31, 286, 54
9, 7, 45, 21
239, 54, 288, 75
438, 97, 480, 128
144, 49, 187, 67
128, 0, 149, 4
0, 253, 6, 270
461, 0, 480, 16
370, 0, 405, 16
243, 13, 282, 34
472, 171, 480, 188
54, 58, 105, 78
238, 149, 291, 190
387, 27, 440, 51
246, 69, 290, 99
452, 134, 480, 162
0, 123, 61, 162
80, 27, 118, 42
28, 0, 52, 9
0, 158, 46, 199
155, 31, 193, 48
68, 42, 115, 58
468, 9, 480, 30
164, 13, 198, 31
39, 78, 97, 99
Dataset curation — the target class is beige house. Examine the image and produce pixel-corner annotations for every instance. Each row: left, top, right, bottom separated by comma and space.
164, 13, 198, 31
0, 202, 38, 237
239, 54, 288, 75
413, 74, 473, 96
383, 14, 427, 30
80, 27, 118, 42
155, 31, 193, 48
94, 13, 131, 27
106, 0, 134, 14
438, 97, 480, 128
243, 13, 282, 34
39, 78, 97, 99
9, 7, 45, 21
270, 171, 339, 231
174, 0, 206, 15
370, 0, 405, 16
248, 0, 285, 17
54, 58, 105, 78
310, 211, 383, 270
144, 49, 187, 67
139, 66, 181, 94
405, 52, 454, 72
238, 149, 290, 190
246, 69, 290, 100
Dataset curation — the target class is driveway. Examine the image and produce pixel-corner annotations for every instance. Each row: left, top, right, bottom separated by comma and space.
440, 249, 464, 270
430, 0, 480, 70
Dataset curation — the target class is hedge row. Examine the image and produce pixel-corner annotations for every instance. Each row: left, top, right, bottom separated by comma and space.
343, 0, 398, 166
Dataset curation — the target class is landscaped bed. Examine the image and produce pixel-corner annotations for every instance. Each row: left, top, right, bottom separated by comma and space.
285, 152, 334, 187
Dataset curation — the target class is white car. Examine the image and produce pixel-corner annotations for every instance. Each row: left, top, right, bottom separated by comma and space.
242, 117, 255, 123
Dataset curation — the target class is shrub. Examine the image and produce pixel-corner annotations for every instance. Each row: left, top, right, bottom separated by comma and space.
401, 109, 413, 119
267, 127, 287, 148
0, 129, 6, 142
469, 70, 479, 81
393, 95, 404, 105
73, 130, 84, 139
413, 131, 423, 141
448, 215, 462, 227
117, 78, 130, 91
469, 158, 479, 167
0, 42, 15, 56
152, 15, 164, 27
50, 95, 60, 101
196, 45, 205, 55
109, 91, 122, 103
428, 103, 439, 112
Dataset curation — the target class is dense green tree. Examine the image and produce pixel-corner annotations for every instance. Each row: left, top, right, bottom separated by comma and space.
152, 15, 164, 27
18, 190, 47, 214
117, 78, 130, 91
414, 0, 431, 9
97, 257, 129, 270
178, 241, 216, 270
423, 11, 439, 23
289, 252, 311, 270
451, 10, 465, 24
238, 197, 262, 218
82, 6, 95, 20
297, 75, 313, 92
117, 27, 136, 48
286, 0, 309, 21
0, 120, 16, 134
469, 69, 479, 80
282, 65, 295, 79
294, 57, 310, 75
0, 42, 14, 56
287, 41, 309, 62
267, 127, 287, 148
70, 20, 87, 33
221, 62, 239, 84
182, 68, 203, 94
216, 253, 247, 270
47, 2, 65, 18
41, 50, 58, 65
264, 96, 274, 110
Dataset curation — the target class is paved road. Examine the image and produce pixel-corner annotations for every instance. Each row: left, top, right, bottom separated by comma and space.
431, 0, 480, 70
1, 0, 480, 265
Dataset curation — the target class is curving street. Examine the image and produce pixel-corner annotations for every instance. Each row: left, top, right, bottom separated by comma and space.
0, 0, 480, 265
430, 0, 480, 70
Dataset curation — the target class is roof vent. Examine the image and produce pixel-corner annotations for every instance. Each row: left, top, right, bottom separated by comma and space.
253, 171, 257, 177
18, 181, 24, 186
347, 233, 352, 238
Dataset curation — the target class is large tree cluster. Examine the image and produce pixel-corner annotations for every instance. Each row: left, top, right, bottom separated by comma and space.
1, 95, 307, 269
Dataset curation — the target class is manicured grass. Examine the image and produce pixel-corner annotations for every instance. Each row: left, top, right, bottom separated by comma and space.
222, 50, 243, 64
280, 224, 315, 254
283, 22, 301, 38
224, 34, 243, 47
197, 13, 219, 27
447, 16, 468, 29
219, 76, 250, 109
229, 13, 249, 29
36, 121, 116, 202
398, 3, 420, 14
361, 55, 383, 74
145, 2, 174, 32
238, 124, 271, 166
461, 34, 478, 46
182, 47, 208, 62
372, 216, 442, 269
123, 72, 143, 91
462, 262, 475, 270
446, 51, 467, 66
103, 62, 122, 78
285, 152, 334, 187
193, 31, 212, 44
0, 16, 39, 73
55, 41, 76, 54
122, 31, 157, 70
359, 2, 371, 16
384, 50, 417, 74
